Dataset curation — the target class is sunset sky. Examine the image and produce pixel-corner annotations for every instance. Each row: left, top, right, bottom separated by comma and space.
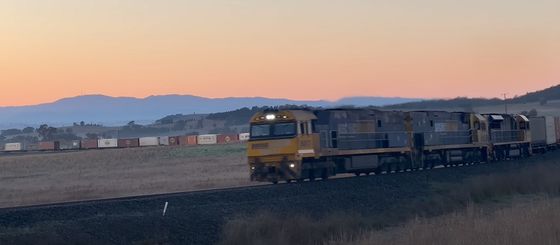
1, 0, 559, 106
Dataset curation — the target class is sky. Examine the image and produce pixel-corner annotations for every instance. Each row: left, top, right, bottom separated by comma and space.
1, 0, 559, 106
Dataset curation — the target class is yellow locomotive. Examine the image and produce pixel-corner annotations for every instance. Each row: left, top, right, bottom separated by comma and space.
248, 109, 533, 184
247, 110, 323, 183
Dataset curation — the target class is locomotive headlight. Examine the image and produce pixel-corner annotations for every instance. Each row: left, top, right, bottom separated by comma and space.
289, 163, 295, 168
251, 166, 255, 170
265, 114, 276, 120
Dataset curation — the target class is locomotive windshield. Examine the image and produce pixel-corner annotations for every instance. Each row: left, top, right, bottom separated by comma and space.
250, 122, 296, 139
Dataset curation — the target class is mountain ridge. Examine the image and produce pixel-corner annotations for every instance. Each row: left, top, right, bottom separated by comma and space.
0, 94, 420, 129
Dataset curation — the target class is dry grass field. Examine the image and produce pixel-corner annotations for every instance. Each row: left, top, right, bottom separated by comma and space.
340, 196, 560, 245
0, 144, 252, 208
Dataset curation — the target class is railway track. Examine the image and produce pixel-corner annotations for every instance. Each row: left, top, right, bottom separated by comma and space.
0, 151, 558, 245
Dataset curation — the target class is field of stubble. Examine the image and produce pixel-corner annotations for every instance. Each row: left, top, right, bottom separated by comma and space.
0, 144, 252, 208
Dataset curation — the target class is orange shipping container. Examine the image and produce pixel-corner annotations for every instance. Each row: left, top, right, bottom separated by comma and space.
39, 141, 60, 151
178, 136, 189, 145
81, 139, 98, 149
217, 134, 239, 144
118, 138, 140, 148
187, 135, 198, 145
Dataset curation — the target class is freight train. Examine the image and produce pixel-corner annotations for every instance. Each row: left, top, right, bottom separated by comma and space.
247, 109, 560, 184
1, 133, 250, 152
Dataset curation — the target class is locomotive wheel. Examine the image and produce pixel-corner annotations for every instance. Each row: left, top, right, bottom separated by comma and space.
396, 162, 404, 172
321, 169, 329, 180
425, 162, 433, 169
390, 163, 398, 173
382, 163, 390, 174
308, 170, 316, 181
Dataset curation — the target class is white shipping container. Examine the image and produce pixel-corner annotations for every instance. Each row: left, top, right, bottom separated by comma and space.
545, 116, 557, 145
139, 137, 159, 146
98, 139, 118, 148
4, 143, 23, 151
197, 134, 217, 145
159, 136, 170, 145
239, 133, 250, 141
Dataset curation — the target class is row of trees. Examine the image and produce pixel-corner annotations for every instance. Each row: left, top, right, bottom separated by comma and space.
0, 124, 79, 141
72, 121, 102, 127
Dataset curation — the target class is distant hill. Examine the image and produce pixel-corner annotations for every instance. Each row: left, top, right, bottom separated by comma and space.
0, 95, 420, 129
510, 84, 560, 103
386, 84, 560, 110
384, 97, 502, 110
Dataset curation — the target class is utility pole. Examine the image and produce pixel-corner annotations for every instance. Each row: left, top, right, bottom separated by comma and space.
501, 93, 508, 114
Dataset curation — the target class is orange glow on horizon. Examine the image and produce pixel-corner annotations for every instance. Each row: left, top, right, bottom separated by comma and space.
1, 0, 559, 106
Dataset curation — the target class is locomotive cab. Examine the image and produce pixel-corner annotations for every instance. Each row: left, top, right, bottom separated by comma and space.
247, 110, 320, 183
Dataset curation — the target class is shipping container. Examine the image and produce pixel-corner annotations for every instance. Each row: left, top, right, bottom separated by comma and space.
178, 135, 198, 145
26, 143, 40, 151
81, 139, 98, 149
59, 140, 81, 150
118, 138, 140, 148
4, 143, 23, 152
98, 139, 118, 148
187, 135, 198, 145
168, 136, 180, 146
197, 134, 217, 145
160, 136, 180, 145
39, 141, 60, 151
159, 136, 170, 146
217, 134, 239, 144
529, 117, 546, 149
545, 116, 557, 145
178, 135, 189, 145
239, 133, 250, 141
139, 137, 159, 146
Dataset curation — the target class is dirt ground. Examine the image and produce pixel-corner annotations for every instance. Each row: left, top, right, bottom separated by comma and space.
0, 144, 254, 208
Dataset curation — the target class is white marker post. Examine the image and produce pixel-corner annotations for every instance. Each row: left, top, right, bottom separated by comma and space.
163, 202, 169, 216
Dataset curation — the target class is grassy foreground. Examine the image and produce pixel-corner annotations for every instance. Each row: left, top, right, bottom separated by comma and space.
335, 196, 560, 245
220, 153, 560, 245
0, 144, 250, 208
